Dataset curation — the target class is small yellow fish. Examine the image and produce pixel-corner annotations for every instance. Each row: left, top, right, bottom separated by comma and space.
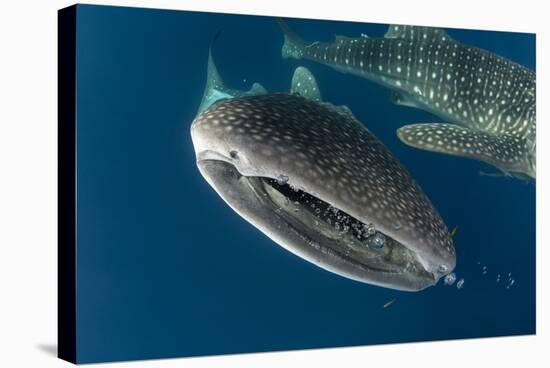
450, 226, 458, 237
383, 298, 396, 309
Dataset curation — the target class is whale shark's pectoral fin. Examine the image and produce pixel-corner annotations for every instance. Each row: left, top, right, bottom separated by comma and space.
396, 123, 529, 173
384, 25, 452, 43
291, 66, 322, 102
391, 92, 423, 109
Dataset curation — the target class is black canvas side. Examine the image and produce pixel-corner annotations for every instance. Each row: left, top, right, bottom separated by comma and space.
58, 4, 77, 364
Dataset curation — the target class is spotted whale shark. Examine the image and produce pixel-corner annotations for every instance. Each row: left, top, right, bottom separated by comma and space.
191, 59, 455, 291
278, 20, 536, 179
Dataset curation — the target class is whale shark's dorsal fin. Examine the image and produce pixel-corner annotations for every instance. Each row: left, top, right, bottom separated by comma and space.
397, 123, 533, 177
291, 66, 322, 102
384, 25, 452, 43
290, 66, 357, 120
290, 66, 354, 120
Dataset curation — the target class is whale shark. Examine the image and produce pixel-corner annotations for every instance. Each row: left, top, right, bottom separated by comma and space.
191, 60, 455, 290
278, 20, 536, 179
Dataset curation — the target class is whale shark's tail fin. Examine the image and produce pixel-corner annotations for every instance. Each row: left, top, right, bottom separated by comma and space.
277, 18, 306, 59
206, 28, 224, 84
197, 29, 228, 115
397, 123, 536, 179
290, 66, 322, 102
197, 29, 267, 116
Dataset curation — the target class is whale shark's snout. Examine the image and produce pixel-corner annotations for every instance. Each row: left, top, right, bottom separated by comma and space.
191, 93, 455, 291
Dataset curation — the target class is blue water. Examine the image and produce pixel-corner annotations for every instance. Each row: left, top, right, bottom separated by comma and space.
75, 4, 536, 364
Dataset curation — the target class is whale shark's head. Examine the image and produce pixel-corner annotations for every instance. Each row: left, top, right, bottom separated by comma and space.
191, 93, 455, 291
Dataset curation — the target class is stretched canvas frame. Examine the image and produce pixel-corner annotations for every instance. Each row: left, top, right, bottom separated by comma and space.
58, 4, 536, 364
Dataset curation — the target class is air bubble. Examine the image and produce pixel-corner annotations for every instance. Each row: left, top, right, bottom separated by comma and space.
363, 223, 376, 237
276, 174, 289, 185
444, 272, 456, 286
370, 233, 386, 249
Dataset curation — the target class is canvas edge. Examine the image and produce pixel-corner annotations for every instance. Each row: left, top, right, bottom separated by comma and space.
58, 4, 77, 364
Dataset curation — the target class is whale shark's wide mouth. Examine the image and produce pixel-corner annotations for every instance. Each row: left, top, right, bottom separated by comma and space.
197, 157, 437, 291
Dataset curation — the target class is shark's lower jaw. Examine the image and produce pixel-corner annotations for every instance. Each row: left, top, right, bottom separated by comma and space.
197, 158, 437, 291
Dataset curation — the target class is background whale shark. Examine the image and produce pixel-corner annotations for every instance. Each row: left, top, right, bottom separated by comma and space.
278, 20, 536, 179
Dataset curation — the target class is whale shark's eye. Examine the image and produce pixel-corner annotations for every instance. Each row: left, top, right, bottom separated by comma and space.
229, 150, 239, 159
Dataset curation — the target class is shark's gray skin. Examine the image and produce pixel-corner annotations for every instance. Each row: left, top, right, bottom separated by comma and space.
196, 30, 267, 116
191, 90, 455, 291
278, 20, 536, 179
